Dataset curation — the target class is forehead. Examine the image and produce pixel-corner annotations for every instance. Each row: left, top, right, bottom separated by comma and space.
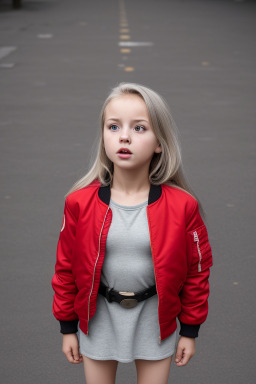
104, 94, 148, 117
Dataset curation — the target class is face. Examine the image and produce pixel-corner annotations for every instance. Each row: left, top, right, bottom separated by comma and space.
103, 94, 161, 173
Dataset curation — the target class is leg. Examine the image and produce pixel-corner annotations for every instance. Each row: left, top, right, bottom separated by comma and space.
135, 355, 172, 384
82, 355, 118, 384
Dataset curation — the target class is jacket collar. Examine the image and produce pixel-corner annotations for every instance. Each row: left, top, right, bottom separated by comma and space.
98, 183, 162, 206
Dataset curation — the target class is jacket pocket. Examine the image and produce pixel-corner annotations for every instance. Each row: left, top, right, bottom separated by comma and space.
187, 224, 213, 274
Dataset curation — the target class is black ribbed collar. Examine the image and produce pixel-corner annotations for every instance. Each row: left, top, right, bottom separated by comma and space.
98, 183, 162, 206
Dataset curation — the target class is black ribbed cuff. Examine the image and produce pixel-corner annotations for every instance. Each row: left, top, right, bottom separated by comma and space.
59, 320, 79, 334
179, 322, 200, 338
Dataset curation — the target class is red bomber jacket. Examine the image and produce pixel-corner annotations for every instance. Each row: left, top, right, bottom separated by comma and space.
52, 179, 213, 343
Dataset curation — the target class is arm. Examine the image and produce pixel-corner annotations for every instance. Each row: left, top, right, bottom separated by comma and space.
51, 197, 79, 334
176, 200, 213, 366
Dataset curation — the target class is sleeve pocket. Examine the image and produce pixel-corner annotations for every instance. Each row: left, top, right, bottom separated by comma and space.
187, 224, 213, 274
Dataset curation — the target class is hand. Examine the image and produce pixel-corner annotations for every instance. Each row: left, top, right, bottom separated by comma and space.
175, 336, 195, 366
62, 334, 83, 364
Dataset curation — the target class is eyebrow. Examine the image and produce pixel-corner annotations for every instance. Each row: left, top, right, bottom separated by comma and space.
106, 118, 149, 124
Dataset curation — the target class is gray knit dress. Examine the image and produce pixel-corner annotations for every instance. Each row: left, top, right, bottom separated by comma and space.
77, 198, 177, 363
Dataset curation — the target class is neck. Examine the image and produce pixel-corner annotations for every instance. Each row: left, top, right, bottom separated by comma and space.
111, 166, 150, 195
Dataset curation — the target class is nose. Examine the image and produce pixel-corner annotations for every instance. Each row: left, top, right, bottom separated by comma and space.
119, 127, 131, 143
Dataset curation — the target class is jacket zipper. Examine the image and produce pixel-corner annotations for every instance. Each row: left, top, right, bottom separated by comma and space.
87, 206, 110, 335
193, 231, 202, 272
147, 208, 162, 345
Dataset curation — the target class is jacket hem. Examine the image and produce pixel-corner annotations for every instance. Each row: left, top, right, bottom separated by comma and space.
78, 318, 89, 335
160, 320, 178, 341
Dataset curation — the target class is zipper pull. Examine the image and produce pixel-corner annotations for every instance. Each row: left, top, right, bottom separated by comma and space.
159, 336, 162, 345
193, 231, 202, 272
193, 231, 199, 242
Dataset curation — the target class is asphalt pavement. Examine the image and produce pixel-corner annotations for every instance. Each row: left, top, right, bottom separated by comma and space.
0, 0, 255, 383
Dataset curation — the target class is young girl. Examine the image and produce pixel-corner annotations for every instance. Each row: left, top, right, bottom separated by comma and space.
52, 83, 213, 384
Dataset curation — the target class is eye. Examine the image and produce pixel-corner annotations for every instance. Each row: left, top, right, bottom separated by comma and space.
109, 124, 119, 131
134, 125, 145, 132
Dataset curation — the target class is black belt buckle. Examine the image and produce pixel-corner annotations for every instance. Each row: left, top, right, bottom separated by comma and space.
119, 291, 138, 308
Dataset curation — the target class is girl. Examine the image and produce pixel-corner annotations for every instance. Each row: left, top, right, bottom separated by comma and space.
52, 83, 213, 384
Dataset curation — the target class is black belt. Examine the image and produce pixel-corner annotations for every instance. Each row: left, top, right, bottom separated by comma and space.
98, 281, 157, 308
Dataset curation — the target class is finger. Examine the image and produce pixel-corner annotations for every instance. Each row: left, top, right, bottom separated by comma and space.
65, 349, 81, 364
179, 350, 190, 366
72, 345, 81, 362
65, 350, 76, 364
78, 354, 83, 363
175, 345, 184, 364
176, 350, 193, 366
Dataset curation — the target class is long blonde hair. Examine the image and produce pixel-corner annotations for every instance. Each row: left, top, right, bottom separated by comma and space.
65, 82, 203, 212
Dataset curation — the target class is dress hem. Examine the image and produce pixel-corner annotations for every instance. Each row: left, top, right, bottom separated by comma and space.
80, 350, 175, 363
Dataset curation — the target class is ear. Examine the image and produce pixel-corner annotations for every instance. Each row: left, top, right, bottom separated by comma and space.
154, 143, 162, 154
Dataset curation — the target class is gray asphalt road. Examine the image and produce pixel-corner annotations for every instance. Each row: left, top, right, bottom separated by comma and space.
0, 0, 255, 383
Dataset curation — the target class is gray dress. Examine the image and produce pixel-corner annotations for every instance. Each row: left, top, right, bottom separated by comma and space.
77, 198, 177, 363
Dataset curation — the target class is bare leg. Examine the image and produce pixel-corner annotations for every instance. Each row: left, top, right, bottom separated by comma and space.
135, 355, 172, 384
82, 356, 118, 384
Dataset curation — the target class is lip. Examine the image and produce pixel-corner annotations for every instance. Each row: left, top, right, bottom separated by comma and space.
117, 153, 132, 159
117, 148, 132, 154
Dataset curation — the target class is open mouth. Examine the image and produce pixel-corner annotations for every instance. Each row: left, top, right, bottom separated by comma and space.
117, 149, 132, 158
117, 148, 132, 154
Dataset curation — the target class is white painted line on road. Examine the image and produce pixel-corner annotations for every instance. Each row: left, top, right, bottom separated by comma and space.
119, 41, 154, 47
0, 63, 15, 68
37, 34, 53, 39
0, 46, 16, 60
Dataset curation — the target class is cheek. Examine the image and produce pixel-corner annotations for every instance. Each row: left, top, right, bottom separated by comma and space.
103, 130, 109, 148
103, 133, 113, 157
140, 136, 158, 151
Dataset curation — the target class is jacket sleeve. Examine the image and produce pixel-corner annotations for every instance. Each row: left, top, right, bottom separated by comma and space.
51, 197, 79, 334
178, 200, 213, 338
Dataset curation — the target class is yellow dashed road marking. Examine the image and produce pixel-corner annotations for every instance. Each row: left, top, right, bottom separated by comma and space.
201, 61, 210, 66
120, 35, 130, 40
119, 0, 133, 70
120, 48, 131, 53
124, 67, 134, 72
